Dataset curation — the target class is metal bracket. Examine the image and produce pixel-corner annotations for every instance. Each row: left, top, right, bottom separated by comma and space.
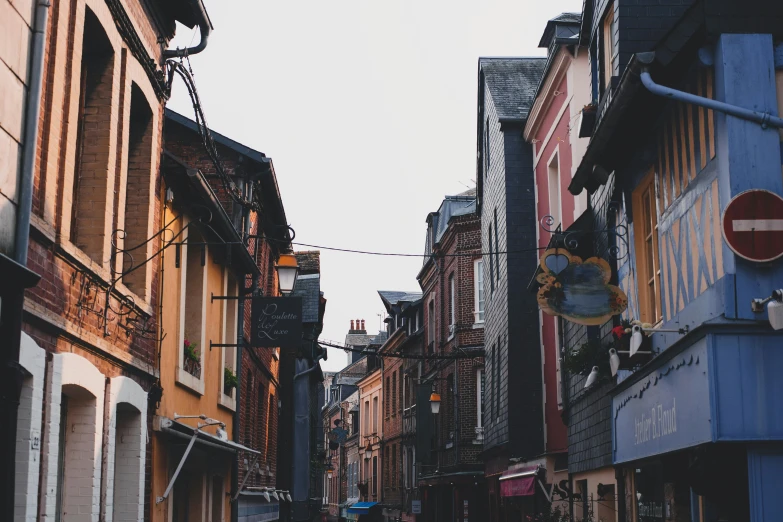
752, 289, 783, 313
156, 429, 199, 504
232, 453, 261, 502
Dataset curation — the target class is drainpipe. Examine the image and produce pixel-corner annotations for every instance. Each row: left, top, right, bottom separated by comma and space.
232, 197, 256, 522
14, 0, 50, 265
640, 68, 783, 129
164, 0, 212, 58
1, 1, 49, 517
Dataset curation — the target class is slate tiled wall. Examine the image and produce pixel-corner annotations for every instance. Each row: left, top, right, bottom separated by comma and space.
480, 78, 544, 459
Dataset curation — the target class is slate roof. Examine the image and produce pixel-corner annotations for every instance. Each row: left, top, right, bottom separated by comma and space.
378, 291, 423, 306
552, 12, 581, 23
479, 57, 547, 121
292, 273, 321, 323
344, 333, 375, 347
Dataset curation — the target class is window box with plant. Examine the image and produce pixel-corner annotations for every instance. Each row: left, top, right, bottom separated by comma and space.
223, 367, 238, 396
183, 339, 201, 377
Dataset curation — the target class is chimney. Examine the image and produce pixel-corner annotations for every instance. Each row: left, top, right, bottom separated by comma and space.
351, 320, 355, 330
361, 319, 365, 331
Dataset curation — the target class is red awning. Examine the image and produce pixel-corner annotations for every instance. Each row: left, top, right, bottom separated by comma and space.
499, 466, 538, 497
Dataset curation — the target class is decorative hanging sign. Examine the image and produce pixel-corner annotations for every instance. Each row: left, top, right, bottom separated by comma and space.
250, 296, 303, 347
537, 249, 627, 325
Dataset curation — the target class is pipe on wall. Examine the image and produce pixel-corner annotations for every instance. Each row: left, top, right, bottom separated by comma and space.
640, 69, 783, 129
164, 0, 212, 58
14, 0, 50, 265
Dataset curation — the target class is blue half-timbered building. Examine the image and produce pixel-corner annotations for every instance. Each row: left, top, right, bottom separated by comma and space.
569, 1, 783, 520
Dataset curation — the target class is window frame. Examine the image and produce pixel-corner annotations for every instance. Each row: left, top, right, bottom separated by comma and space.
448, 273, 456, 338
474, 259, 485, 324
602, 6, 617, 90
547, 148, 562, 229
219, 269, 238, 410
176, 218, 207, 394
633, 168, 663, 325
477, 369, 484, 428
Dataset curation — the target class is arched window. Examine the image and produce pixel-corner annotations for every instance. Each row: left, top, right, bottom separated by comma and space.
70, 7, 115, 263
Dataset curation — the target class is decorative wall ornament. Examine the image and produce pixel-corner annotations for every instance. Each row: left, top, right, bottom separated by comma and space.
539, 202, 629, 261
537, 249, 628, 325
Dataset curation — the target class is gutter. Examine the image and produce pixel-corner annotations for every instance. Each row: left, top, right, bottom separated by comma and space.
14, 0, 50, 264
640, 68, 783, 129
164, 0, 212, 58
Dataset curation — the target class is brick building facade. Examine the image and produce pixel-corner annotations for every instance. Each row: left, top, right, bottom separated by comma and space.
8, 1, 207, 520
377, 292, 424, 522
416, 190, 485, 522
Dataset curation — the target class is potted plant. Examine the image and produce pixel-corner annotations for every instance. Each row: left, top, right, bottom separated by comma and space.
183, 339, 200, 376
578, 102, 598, 137
223, 367, 238, 395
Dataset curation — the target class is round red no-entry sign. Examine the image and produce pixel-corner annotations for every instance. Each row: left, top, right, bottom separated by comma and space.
722, 189, 783, 262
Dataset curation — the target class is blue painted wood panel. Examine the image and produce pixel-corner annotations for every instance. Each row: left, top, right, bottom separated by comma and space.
748, 446, 783, 522
711, 334, 783, 441
612, 339, 712, 464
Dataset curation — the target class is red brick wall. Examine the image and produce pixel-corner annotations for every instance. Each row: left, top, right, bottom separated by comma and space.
420, 211, 485, 468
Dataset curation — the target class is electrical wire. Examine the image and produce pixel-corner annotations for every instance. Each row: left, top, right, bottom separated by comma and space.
318, 339, 483, 360
279, 240, 548, 258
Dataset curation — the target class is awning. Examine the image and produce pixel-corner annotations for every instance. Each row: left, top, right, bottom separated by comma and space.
499, 466, 539, 497
346, 502, 378, 514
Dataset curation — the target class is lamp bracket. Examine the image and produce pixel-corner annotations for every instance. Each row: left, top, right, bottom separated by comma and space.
752, 289, 783, 312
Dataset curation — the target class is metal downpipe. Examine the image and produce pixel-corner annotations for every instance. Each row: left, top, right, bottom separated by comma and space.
164, 0, 212, 58
14, 0, 50, 264
640, 69, 783, 129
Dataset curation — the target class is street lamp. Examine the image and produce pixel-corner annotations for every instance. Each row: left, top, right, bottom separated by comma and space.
275, 253, 299, 296
327, 469, 333, 479
364, 446, 372, 460
429, 392, 441, 414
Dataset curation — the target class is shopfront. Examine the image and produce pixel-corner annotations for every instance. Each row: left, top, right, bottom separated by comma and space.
612, 333, 783, 521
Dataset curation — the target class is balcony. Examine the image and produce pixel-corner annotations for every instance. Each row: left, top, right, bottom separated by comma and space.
473, 426, 484, 444
403, 405, 416, 434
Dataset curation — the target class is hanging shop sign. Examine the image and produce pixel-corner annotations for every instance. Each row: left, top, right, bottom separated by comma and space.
250, 296, 303, 347
537, 249, 627, 326
721, 189, 783, 263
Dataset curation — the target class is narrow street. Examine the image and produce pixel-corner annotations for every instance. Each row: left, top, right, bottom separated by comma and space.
2, 1, 783, 522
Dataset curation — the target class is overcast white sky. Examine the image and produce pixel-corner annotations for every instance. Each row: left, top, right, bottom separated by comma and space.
168, 0, 583, 372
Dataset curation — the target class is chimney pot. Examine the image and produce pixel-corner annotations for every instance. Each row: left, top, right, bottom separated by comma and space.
351, 320, 355, 330
361, 319, 365, 330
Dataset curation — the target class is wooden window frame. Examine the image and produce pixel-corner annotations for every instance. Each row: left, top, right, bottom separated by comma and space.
602, 6, 616, 90
633, 168, 663, 325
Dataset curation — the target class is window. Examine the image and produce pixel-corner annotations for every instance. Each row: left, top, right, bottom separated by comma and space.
121, 83, 154, 296
493, 208, 501, 282
448, 273, 455, 336
548, 151, 562, 229
494, 342, 500, 418
372, 397, 378, 434
372, 456, 378, 497
555, 318, 564, 410
385, 378, 390, 417
428, 300, 435, 352
602, 8, 617, 89
364, 401, 369, 436
178, 221, 207, 390
485, 117, 491, 176
392, 372, 397, 414
633, 169, 662, 324
257, 384, 267, 458
477, 369, 485, 428
70, 8, 115, 263
220, 271, 239, 407
488, 226, 495, 292
474, 259, 485, 323
392, 445, 397, 489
